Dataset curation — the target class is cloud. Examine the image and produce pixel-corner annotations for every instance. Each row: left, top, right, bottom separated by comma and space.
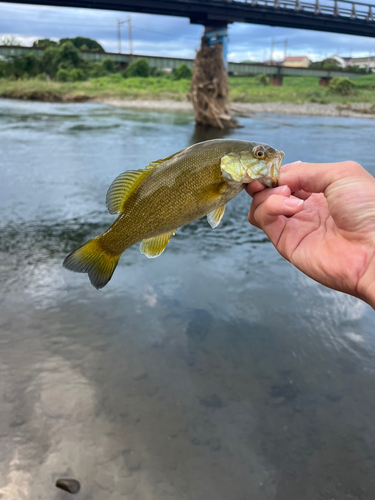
1, 1, 375, 62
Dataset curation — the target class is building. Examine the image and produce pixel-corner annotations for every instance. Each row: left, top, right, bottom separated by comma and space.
344, 56, 375, 70
329, 55, 346, 68
282, 56, 310, 68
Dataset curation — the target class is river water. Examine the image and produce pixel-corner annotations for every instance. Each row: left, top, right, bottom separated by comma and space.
0, 98, 375, 500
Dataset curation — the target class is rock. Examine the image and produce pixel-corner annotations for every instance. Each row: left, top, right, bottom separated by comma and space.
55, 478, 81, 494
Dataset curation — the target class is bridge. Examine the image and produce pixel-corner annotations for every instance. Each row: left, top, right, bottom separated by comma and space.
0, 45, 361, 86
4, 0, 375, 38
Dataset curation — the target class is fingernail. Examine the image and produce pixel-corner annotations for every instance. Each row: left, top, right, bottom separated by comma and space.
283, 198, 303, 208
281, 161, 302, 172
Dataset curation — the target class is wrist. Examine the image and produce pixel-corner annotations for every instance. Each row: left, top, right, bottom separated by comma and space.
357, 255, 375, 309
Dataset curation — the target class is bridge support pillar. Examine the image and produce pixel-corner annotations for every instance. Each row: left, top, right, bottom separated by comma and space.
188, 27, 239, 129
270, 75, 283, 86
319, 77, 332, 86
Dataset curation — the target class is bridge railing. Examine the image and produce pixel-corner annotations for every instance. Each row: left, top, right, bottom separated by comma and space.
237, 0, 374, 21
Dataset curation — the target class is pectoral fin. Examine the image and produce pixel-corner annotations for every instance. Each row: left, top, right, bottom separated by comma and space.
207, 205, 226, 229
140, 230, 177, 258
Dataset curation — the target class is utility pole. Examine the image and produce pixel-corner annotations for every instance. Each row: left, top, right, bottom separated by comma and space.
270, 38, 274, 63
284, 38, 288, 60
128, 15, 133, 62
117, 19, 121, 53
117, 16, 133, 60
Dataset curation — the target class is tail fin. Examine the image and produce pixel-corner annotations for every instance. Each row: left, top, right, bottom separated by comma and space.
63, 238, 120, 289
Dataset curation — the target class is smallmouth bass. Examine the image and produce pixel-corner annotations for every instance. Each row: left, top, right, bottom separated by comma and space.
63, 139, 284, 289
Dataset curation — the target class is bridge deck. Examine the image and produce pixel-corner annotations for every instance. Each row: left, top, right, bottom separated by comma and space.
4, 0, 375, 38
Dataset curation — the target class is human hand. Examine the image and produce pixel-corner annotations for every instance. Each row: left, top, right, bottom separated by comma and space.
246, 161, 375, 308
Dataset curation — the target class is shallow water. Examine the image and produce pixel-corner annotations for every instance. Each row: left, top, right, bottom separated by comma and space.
1, 99, 375, 500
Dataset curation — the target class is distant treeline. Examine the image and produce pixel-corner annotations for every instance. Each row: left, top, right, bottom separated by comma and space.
309, 57, 367, 74
0, 36, 192, 82
33, 37, 104, 52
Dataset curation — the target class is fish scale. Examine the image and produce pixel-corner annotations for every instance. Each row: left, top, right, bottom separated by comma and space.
63, 139, 284, 289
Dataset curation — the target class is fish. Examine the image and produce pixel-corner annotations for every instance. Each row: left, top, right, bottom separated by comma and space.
63, 139, 284, 289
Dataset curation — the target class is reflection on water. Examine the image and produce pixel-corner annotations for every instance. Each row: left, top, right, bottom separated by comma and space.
1, 99, 375, 500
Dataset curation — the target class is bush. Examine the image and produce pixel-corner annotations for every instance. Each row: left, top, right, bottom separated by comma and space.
57, 42, 83, 69
56, 68, 69, 82
56, 67, 86, 82
12, 53, 40, 78
328, 77, 355, 96
69, 68, 86, 81
101, 57, 114, 73
173, 64, 192, 80
89, 62, 108, 78
41, 46, 60, 77
123, 58, 150, 78
254, 74, 269, 86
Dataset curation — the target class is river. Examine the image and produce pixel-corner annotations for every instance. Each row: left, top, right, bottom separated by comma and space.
1, 98, 375, 500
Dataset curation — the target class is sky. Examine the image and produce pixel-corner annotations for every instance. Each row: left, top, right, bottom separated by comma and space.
1, 1, 375, 62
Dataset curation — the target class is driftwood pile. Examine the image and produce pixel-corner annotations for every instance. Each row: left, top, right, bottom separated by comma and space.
188, 36, 239, 129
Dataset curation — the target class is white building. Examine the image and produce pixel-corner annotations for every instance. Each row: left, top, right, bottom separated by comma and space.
344, 56, 375, 70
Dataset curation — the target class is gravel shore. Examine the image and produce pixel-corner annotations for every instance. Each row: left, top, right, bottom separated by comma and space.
102, 98, 375, 119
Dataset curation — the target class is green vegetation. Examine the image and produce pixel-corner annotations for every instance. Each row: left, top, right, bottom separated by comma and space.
309, 57, 367, 74
123, 58, 150, 78
253, 74, 269, 86
0, 41, 118, 80
0, 63, 374, 104
328, 77, 355, 96
228, 75, 375, 104
33, 37, 104, 52
172, 64, 192, 80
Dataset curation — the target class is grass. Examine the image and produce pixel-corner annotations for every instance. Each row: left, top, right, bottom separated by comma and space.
0, 73, 374, 104
229, 75, 375, 104
0, 74, 191, 102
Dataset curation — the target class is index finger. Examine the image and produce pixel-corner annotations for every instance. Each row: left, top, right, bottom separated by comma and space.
245, 180, 267, 197
279, 160, 369, 194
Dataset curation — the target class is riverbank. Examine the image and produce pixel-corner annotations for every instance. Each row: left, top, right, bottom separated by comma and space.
103, 98, 375, 119
1, 75, 375, 118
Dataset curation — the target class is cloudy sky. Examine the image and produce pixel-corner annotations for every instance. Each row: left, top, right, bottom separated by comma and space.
1, 1, 375, 62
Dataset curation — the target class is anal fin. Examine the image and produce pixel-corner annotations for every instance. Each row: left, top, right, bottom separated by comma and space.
207, 205, 226, 229
140, 230, 176, 258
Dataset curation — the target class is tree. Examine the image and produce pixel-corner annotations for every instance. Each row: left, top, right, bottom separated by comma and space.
309, 58, 342, 70
41, 46, 60, 77
173, 64, 192, 80
12, 53, 40, 78
123, 58, 150, 78
0, 36, 20, 46
33, 39, 58, 49
59, 37, 104, 52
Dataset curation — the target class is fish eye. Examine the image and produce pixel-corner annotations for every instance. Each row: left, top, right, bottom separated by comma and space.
255, 150, 265, 159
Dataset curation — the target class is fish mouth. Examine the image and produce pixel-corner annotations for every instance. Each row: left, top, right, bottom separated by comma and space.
267, 151, 284, 187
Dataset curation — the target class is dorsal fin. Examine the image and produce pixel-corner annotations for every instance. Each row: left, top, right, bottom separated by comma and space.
106, 149, 184, 215
147, 148, 184, 168
106, 168, 154, 214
